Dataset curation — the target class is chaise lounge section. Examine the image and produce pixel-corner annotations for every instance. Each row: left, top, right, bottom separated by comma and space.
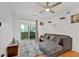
39, 33, 72, 57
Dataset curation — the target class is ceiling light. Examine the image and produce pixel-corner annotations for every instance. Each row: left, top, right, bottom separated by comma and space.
45, 8, 50, 12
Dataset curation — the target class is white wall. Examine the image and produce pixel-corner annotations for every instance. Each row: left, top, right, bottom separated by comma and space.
52, 9, 79, 52
0, 3, 13, 55
38, 9, 79, 52
13, 16, 36, 41
38, 20, 54, 37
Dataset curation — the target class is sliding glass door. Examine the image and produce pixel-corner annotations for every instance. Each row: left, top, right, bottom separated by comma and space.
20, 24, 36, 40
30, 24, 35, 40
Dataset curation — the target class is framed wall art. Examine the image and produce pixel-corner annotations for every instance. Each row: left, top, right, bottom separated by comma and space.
71, 13, 79, 23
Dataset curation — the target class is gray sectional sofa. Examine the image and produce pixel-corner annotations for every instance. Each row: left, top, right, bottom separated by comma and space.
39, 33, 72, 57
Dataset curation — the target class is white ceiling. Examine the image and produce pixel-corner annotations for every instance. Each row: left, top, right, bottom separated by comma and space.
10, 2, 79, 20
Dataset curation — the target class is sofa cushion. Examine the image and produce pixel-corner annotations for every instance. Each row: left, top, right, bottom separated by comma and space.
45, 34, 50, 39
39, 41, 63, 56
53, 37, 61, 44
49, 35, 56, 40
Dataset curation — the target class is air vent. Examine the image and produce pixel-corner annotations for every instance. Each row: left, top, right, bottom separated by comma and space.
48, 21, 52, 23
60, 17, 65, 20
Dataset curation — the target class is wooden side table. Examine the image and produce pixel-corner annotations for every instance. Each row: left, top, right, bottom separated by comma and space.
7, 41, 19, 57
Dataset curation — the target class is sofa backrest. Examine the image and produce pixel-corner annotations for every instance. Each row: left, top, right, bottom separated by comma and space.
40, 33, 72, 50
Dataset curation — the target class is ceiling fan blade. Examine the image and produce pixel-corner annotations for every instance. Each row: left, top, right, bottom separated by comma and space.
46, 2, 49, 7
51, 2, 62, 8
39, 10, 45, 14
36, 2, 46, 8
50, 10, 54, 14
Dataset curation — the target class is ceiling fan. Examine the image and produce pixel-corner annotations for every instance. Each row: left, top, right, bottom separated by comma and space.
36, 2, 62, 14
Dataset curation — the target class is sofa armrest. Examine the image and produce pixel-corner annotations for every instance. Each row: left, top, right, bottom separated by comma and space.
63, 38, 72, 50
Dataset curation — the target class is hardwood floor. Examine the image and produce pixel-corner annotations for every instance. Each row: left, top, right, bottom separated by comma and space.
36, 54, 47, 57
59, 51, 79, 57
37, 51, 79, 57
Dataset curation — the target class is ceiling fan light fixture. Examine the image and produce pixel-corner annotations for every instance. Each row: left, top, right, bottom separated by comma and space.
45, 8, 50, 12
37, 2, 62, 14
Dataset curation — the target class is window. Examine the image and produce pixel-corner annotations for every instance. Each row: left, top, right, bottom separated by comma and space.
20, 24, 36, 40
